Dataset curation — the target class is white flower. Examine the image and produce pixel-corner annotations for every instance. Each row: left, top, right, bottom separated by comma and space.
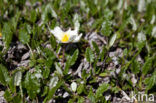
50, 26, 82, 43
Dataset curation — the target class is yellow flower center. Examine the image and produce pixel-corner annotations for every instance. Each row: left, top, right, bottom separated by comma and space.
61, 34, 69, 42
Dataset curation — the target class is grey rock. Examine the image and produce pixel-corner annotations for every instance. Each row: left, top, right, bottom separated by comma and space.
21, 51, 30, 60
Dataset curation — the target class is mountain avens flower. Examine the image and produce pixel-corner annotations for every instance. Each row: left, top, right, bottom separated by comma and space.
50, 26, 82, 43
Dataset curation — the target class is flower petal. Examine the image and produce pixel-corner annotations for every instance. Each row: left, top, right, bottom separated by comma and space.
69, 35, 77, 42
65, 28, 78, 42
67, 28, 78, 36
50, 26, 64, 41
73, 33, 82, 42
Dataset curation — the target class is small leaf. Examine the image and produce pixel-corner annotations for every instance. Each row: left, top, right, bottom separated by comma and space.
138, 0, 146, 12
42, 66, 50, 79
131, 60, 140, 74
91, 18, 103, 30
103, 9, 113, 20
11, 11, 21, 31
88, 88, 96, 103
77, 97, 85, 103
14, 71, 22, 86
70, 49, 79, 66
99, 72, 108, 77
77, 84, 84, 94
64, 49, 79, 74
0, 64, 10, 86
45, 80, 63, 102
85, 47, 94, 63
41, 86, 48, 97
73, 13, 80, 30
71, 82, 77, 92
144, 71, 156, 90
50, 35, 57, 49
96, 83, 109, 98
92, 41, 100, 55
129, 15, 137, 31
49, 76, 59, 89
151, 26, 156, 38
137, 32, 146, 42
19, 28, 30, 44
30, 10, 37, 23
101, 20, 112, 36
142, 57, 153, 75
64, 60, 70, 75
55, 62, 63, 76
4, 90, 13, 102
109, 33, 117, 48
100, 46, 107, 61
2, 23, 13, 48
41, 4, 57, 23
24, 72, 40, 99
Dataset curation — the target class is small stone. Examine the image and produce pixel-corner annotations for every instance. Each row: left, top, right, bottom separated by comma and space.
116, 68, 121, 74
63, 92, 69, 98
21, 51, 30, 60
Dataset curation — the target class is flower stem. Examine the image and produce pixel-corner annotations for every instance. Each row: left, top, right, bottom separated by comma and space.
62, 44, 67, 66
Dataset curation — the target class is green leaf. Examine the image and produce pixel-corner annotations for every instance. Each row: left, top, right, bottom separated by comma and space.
64, 60, 70, 75
44, 80, 63, 102
64, 49, 79, 74
109, 33, 117, 48
101, 20, 112, 36
44, 48, 56, 68
92, 41, 100, 55
42, 66, 50, 79
131, 60, 140, 74
0, 64, 10, 86
100, 46, 107, 61
88, 88, 96, 103
142, 57, 153, 75
41, 86, 48, 97
70, 49, 79, 65
13, 71, 22, 86
2, 23, 13, 48
78, 97, 85, 103
111, 86, 121, 94
129, 15, 137, 31
91, 18, 103, 30
85, 47, 94, 63
23, 72, 40, 99
144, 71, 156, 90
99, 72, 108, 77
77, 84, 85, 94
30, 10, 37, 23
12, 94, 23, 103
41, 4, 57, 23
68, 99, 74, 103
8, 78, 16, 93
19, 28, 30, 44
49, 76, 59, 89
50, 35, 57, 49
96, 83, 109, 98
4, 90, 13, 102
55, 62, 63, 76
103, 9, 113, 20
11, 11, 21, 31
